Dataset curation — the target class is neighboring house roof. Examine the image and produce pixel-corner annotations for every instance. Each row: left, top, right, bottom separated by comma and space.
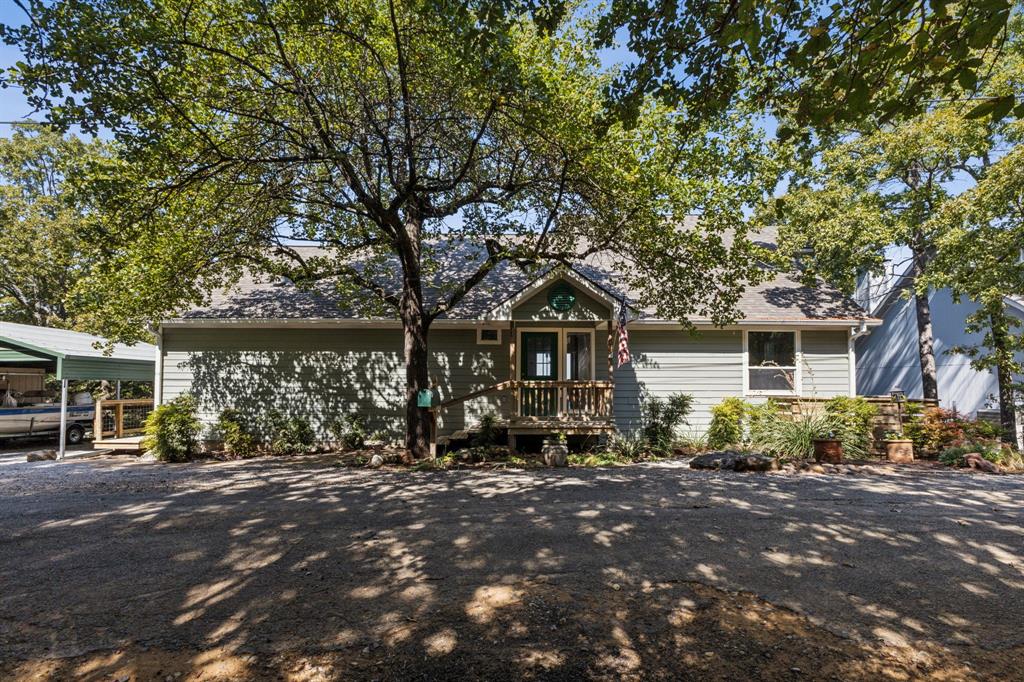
868, 269, 1024, 322
174, 229, 873, 326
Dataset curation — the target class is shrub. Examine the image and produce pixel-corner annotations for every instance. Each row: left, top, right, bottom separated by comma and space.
751, 410, 837, 461
328, 413, 368, 450
938, 441, 1003, 467
568, 452, 625, 467
745, 400, 781, 445
707, 397, 748, 449
905, 407, 1005, 455
963, 418, 1003, 441
673, 429, 709, 452
905, 407, 966, 454
265, 410, 316, 455
472, 412, 500, 447
605, 431, 648, 461
824, 396, 877, 459
642, 393, 694, 453
216, 408, 258, 457
143, 394, 202, 462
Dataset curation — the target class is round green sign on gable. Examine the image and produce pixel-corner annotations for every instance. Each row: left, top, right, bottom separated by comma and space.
547, 282, 577, 312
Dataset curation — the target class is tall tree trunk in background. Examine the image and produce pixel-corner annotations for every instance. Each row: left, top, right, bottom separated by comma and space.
911, 246, 939, 402
397, 212, 432, 460
988, 304, 1019, 445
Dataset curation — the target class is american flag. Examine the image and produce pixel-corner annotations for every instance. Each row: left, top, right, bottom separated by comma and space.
616, 298, 631, 368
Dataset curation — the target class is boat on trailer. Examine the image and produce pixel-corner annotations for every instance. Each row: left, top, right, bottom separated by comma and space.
0, 401, 94, 445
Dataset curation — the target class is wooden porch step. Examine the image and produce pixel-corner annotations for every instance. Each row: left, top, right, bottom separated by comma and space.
508, 419, 615, 436
92, 435, 146, 452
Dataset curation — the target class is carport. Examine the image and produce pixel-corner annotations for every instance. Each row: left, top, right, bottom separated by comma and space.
0, 321, 156, 458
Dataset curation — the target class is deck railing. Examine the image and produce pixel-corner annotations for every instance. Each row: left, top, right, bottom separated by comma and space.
93, 399, 154, 439
513, 380, 613, 420
428, 379, 615, 455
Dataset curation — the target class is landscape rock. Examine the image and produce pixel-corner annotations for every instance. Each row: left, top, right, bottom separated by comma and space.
964, 453, 999, 473
26, 450, 57, 462
690, 450, 778, 472
368, 454, 385, 468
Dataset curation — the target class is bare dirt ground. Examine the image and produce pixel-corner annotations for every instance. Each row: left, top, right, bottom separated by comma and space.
1, 453, 1022, 681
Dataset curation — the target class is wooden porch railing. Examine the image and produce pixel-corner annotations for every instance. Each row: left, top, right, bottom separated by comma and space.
513, 380, 614, 420
93, 399, 154, 439
427, 379, 614, 455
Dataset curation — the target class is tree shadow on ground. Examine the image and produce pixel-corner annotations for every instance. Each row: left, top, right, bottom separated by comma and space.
1, 460, 1022, 680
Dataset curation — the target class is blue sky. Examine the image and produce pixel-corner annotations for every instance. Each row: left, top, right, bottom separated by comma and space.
0, 2, 34, 132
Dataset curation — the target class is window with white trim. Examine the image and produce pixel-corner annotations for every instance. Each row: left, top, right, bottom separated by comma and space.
746, 331, 798, 393
477, 328, 501, 345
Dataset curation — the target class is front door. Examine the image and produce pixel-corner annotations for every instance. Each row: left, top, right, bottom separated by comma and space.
521, 332, 558, 416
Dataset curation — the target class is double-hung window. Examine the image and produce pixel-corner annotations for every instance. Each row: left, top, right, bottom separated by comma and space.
746, 331, 799, 394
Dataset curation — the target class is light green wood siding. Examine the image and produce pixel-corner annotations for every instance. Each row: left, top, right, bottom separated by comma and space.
512, 280, 611, 321
162, 327, 508, 438
162, 325, 851, 442
612, 328, 852, 435
613, 329, 744, 434
801, 330, 850, 398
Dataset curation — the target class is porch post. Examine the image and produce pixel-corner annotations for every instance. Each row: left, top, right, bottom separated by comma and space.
508, 321, 516, 381
508, 321, 517, 455
58, 378, 68, 460
607, 320, 615, 380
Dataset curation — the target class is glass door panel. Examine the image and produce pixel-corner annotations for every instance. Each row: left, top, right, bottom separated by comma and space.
520, 332, 558, 416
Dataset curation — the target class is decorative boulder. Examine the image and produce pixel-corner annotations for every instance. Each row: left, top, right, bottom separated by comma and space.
964, 453, 999, 473
690, 450, 778, 472
26, 450, 57, 462
368, 453, 385, 468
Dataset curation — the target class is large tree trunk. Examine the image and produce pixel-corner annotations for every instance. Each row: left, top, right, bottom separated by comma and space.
397, 211, 432, 460
911, 247, 939, 402
402, 312, 431, 459
988, 304, 1019, 445
913, 291, 939, 401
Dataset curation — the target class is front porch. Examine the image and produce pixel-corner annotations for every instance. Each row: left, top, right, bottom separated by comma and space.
431, 285, 624, 452
506, 378, 615, 434
433, 378, 616, 451
428, 271, 625, 453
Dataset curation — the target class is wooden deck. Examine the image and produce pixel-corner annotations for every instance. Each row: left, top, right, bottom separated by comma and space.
92, 435, 146, 452
506, 416, 615, 435
431, 379, 616, 452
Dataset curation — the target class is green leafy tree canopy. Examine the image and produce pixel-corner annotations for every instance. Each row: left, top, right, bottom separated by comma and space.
0, 123, 108, 327
2, 0, 779, 455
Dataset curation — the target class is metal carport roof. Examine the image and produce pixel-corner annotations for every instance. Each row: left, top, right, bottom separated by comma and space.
0, 321, 155, 381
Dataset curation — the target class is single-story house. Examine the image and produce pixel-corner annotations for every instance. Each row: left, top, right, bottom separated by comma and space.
156, 234, 879, 446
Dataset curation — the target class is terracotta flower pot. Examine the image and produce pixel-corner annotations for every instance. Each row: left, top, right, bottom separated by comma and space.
885, 439, 914, 463
813, 438, 843, 464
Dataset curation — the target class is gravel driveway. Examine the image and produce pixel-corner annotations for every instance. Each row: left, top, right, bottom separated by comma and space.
1, 455, 1022, 680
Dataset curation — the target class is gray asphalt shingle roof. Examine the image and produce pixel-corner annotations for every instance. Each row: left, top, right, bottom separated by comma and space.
180, 231, 871, 323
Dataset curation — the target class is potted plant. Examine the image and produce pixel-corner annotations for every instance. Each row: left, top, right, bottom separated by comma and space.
543, 432, 568, 467
812, 432, 843, 464
884, 431, 914, 463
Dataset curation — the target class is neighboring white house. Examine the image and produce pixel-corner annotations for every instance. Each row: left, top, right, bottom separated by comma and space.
854, 265, 1024, 422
